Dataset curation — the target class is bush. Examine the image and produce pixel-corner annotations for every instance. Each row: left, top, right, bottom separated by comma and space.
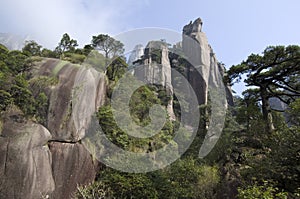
63, 52, 86, 64
75, 157, 220, 199
75, 170, 158, 199
238, 181, 288, 199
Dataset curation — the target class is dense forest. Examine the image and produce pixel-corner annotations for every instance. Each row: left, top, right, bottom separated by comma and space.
0, 33, 299, 199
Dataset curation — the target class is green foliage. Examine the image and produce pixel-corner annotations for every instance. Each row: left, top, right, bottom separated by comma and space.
10, 74, 36, 116
233, 111, 300, 196
41, 48, 57, 58
129, 85, 160, 126
235, 91, 264, 132
0, 45, 53, 120
97, 104, 174, 153
34, 92, 48, 123
84, 50, 106, 72
106, 57, 127, 81
238, 181, 288, 199
76, 170, 158, 199
22, 40, 42, 56
62, 52, 86, 64
228, 45, 300, 133
288, 98, 300, 126
150, 48, 162, 63
55, 33, 78, 56
82, 44, 94, 56
99, 170, 158, 199
76, 157, 220, 199
0, 90, 12, 111
160, 157, 220, 199
75, 181, 114, 199
92, 34, 124, 59
0, 46, 37, 115
6, 50, 30, 74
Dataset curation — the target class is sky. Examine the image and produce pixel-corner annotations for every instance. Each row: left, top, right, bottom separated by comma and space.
0, 0, 299, 95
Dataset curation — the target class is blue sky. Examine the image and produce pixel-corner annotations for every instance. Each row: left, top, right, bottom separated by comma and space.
1, 0, 299, 94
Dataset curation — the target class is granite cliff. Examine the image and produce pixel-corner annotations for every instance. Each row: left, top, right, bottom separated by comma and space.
0, 18, 233, 199
0, 59, 106, 198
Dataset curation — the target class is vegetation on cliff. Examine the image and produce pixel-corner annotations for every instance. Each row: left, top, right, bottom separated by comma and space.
0, 34, 299, 198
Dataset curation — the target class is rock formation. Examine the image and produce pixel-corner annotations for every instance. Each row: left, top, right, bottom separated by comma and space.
182, 17, 233, 106
133, 41, 176, 120
0, 18, 234, 199
0, 58, 106, 199
0, 110, 54, 199
181, 18, 232, 157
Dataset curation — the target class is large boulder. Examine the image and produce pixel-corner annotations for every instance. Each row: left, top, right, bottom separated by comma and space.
37, 59, 107, 142
0, 109, 55, 199
0, 58, 107, 199
49, 142, 97, 199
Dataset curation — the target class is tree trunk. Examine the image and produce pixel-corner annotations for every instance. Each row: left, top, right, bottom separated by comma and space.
260, 87, 275, 133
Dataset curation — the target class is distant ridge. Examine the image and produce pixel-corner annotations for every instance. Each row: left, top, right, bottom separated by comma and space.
0, 33, 27, 50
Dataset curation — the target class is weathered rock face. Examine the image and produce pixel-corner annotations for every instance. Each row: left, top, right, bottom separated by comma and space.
49, 142, 97, 199
38, 59, 106, 142
217, 63, 234, 106
0, 110, 55, 199
0, 58, 107, 199
133, 41, 175, 120
127, 44, 144, 66
0, 18, 234, 199
182, 18, 233, 106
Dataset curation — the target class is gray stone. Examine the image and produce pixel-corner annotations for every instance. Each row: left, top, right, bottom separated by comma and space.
37, 59, 107, 142
49, 142, 97, 199
0, 109, 55, 199
0, 59, 107, 199
134, 41, 175, 120
182, 18, 232, 107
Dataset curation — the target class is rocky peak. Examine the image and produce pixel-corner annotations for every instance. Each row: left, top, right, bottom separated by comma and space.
183, 17, 203, 36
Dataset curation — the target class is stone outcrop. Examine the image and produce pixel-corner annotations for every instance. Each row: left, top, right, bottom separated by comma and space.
180, 18, 235, 111
182, 18, 232, 158
0, 18, 234, 199
0, 110, 55, 199
182, 18, 224, 106
133, 41, 176, 120
37, 59, 106, 142
49, 142, 97, 198
0, 58, 106, 199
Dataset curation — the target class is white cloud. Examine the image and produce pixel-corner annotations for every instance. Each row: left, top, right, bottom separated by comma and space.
0, 0, 148, 49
